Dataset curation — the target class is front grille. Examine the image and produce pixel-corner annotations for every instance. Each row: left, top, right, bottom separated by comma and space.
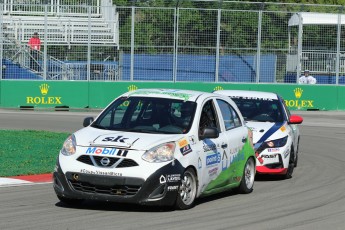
77, 155, 138, 168
69, 180, 141, 196
117, 159, 139, 168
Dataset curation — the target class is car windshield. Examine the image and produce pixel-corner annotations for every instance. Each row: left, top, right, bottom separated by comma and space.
91, 96, 197, 134
231, 97, 284, 122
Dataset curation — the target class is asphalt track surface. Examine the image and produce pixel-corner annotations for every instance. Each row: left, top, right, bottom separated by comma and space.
0, 109, 344, 230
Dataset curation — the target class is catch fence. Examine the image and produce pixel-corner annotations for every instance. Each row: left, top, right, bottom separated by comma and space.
1, 1, 345, 84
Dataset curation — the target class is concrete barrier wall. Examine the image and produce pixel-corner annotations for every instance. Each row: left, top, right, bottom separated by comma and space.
0, 80, 343, 110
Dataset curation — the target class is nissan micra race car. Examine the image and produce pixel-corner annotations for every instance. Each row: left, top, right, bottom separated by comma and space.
214, 90, 303, 179
54, 89, 255, 209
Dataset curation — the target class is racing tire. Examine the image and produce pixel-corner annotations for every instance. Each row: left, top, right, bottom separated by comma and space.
57, 195, 84, 206
236, 157, 255, 194
175, 168, 198, 210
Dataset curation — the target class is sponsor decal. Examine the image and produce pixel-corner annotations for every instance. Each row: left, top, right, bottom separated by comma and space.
229, 151, 245, 165
180, 144, 192, 155
208, 167, 218, 177
203, 141, 217, 152
167, 185, 179, 191
167, 174, 181, 182
80, 169, 122, 176
102, 136, 129, 143
206, 152, 221, 167
86, 147, 117, 155
284, 88, 314, 109
261, 154, 278, 158
178, 138, 188, 148
26, 83, 63, 105
160, 174, 181, 184
280, 126, 286, 132
198, 157, 202, 169
267, 148, 280, 153
160, 175, 166, 184
128, 89, 193, 101
230, 96, 273, 101
188, 136, 196, 145
284, 149, 290, 159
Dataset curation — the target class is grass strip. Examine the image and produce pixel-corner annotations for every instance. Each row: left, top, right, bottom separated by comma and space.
0, 130, 70, 177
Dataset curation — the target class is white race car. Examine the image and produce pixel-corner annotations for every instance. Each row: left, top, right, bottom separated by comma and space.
214, 90, 303, 179
53, 89, 255, 209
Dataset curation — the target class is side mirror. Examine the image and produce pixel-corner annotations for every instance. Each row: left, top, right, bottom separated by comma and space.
83, 117, 94, 127
200, 127, 219, 140
288, 115, 303, 124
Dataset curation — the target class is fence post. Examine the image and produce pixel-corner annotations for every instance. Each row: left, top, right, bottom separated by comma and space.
130, 4, 135, 82
335, 10, 342, 85
256, 10, 262, 83
43, 5, 48, 80
87, 6, 91, 81
215, 8, 221, 83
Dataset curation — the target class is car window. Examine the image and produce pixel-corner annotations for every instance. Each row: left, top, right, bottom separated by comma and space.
199, 99, 220, 135
216, 99, 242, 130
92, 97, 197, 134
231, 97, 284, 122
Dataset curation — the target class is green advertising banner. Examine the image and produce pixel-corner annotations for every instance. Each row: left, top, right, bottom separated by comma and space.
0, 81, 89, 108
0, 80, 344, 110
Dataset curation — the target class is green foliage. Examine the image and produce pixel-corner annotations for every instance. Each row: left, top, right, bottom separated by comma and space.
0, 130, 69, 177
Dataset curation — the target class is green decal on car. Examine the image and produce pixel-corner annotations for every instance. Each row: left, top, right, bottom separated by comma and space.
202, 138, 254, 195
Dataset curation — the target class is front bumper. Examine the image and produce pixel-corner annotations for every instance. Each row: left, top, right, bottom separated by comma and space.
255, 147, 290, 175
53, 159, 185, 207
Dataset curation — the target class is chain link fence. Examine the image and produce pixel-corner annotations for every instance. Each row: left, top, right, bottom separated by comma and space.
1, 1, 345, 84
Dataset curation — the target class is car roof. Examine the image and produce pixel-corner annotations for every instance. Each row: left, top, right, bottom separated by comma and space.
214, 90, 279, 100
122, 88, 215, 102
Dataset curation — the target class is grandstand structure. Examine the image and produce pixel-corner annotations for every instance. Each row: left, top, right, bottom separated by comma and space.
1, 0, 120, 80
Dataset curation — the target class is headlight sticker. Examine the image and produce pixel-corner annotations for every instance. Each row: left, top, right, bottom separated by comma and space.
178, 138, 193, 156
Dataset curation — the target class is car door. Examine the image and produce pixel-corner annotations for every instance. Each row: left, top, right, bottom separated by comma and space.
197, 98, 229, 194
215, 98, 249, 184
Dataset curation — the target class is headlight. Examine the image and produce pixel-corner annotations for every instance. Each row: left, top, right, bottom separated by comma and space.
264, 136, 288, 148
61, 134, 76, 156
142, 142, 175, 163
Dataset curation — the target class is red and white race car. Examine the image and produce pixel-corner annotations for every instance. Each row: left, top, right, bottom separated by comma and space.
214, 90, 303, 179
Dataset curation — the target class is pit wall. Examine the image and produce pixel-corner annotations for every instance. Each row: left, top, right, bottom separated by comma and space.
0, 80, 344, 110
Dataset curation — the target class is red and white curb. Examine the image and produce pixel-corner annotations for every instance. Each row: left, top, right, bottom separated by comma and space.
0, 173, 53, 187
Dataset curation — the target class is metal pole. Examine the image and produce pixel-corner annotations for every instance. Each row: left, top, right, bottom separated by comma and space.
43, 5, 48, 80
173, 6, 178, 83
335, 13, 342, 85
296, 13, 303, 83
87, 6, 91, 81
256, 10, 262, 83
215, 8, 221, 83
130, 5, 135, 81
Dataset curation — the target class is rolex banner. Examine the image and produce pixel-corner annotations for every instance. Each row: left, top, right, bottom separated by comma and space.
0, 80, 343, 110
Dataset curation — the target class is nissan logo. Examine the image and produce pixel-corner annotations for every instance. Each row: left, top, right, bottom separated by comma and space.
100, 157, 111, 166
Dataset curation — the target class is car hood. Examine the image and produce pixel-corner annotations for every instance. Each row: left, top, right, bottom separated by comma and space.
74, 127, 182, 151
246, 121, 287, 144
